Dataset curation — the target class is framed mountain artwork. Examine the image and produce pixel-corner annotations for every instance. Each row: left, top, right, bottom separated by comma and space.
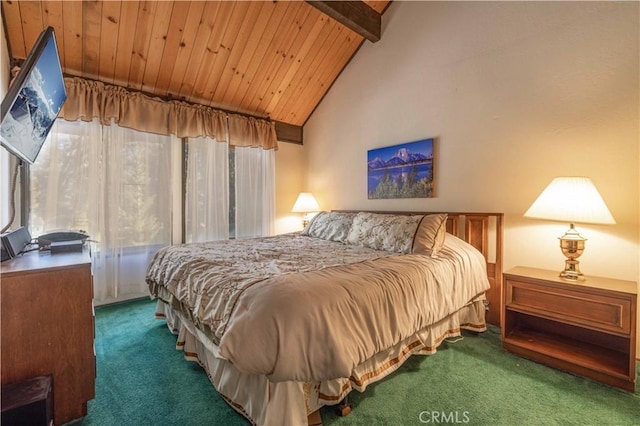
367, 138, 434, 199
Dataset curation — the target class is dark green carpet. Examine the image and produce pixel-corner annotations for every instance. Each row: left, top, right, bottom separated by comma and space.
76, 298, 639, 425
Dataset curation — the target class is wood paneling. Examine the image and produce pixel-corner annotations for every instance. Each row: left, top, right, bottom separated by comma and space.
98, 0, 121, 84
61, 1, 83, 75
81, 0, 103, 80
17, 2, 44, 58
112, 1, 139, 87
128, 1, 159, 91
1, 0, 390, 127
2, 0, 25, 60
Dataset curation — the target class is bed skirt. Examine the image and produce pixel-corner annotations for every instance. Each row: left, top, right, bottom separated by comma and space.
154, 297, 486, 426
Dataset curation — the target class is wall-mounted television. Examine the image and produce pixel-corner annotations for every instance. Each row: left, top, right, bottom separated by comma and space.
0, 26, 66, 164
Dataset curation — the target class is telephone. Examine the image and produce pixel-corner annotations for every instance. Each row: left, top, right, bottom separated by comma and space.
37, 230, 90, 249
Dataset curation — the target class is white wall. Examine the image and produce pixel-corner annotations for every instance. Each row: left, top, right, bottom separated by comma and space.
306, 1, 638, 280
1, 17, 11, 229
275, 141, 307, 235
304, 0, 639, 351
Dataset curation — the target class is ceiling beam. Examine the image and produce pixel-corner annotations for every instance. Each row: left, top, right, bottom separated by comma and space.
275, 121, 303, 145
306, 1, 381, 43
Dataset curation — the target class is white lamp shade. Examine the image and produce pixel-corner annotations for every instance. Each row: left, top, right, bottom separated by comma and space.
292, 192, 320, 213
524, 177, 615, 225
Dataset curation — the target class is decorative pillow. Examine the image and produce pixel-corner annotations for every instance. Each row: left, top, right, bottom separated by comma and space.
302, 211, 356, 243
346, 212, 423, 253
412, 213, 448, 257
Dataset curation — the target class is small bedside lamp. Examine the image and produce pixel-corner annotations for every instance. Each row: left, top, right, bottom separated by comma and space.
524, 177, 615, 281
292, 192, 320, 228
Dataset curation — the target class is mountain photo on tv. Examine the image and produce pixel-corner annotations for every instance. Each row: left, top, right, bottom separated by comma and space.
0, 27, 66, 164
367, 138, 434, 199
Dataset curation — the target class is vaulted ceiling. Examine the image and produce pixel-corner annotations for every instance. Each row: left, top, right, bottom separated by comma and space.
1, 0, 390, 140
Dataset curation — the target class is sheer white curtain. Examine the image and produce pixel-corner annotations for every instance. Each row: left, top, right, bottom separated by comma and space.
30, 119, 175, 305
30, 119, 102, 236
234, 146, 275, 238
185, 136, 229, 242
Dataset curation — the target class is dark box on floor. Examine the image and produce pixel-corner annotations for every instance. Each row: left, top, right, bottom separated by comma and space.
1, 375, 54, 426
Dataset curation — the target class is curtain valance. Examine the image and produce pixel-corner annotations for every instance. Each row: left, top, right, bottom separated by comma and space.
60, 77, 278, 150
228, 114, 278, 149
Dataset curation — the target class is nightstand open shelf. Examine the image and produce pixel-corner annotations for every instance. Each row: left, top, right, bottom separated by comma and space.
505, 315, 630, 378
503, 267, 637, 392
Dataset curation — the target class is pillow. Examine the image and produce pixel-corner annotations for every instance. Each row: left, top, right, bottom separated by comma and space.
301, 211, 356, 243
345, 212, 423, 253
412, 213, 448, 257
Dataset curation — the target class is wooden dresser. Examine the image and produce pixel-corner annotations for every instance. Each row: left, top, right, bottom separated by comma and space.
1, 250, 95, 424
503, 266, 637, 392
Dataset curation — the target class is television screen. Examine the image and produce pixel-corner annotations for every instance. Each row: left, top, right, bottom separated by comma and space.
0, 27, 66, 164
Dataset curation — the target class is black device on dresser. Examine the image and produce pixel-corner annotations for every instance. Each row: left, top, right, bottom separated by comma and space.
0, 227, 32, 261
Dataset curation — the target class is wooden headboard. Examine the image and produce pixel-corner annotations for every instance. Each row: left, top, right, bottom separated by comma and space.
334, 211, 504, 327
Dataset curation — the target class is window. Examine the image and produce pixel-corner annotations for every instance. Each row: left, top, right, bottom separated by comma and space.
30, 119, 175, 304
184, 139, 274, 242
229, 148, 235, 238
30, 119, 275, 303
184, 136, 228, 242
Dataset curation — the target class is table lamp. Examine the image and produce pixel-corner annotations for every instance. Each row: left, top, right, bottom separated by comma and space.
523, 177, 615, 281
292, 192, 320, 228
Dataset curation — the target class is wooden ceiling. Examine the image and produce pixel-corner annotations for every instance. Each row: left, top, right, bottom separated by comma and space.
1, 0, 390, 134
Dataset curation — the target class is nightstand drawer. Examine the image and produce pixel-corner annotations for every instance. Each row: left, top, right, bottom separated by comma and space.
506, 279, 632, 335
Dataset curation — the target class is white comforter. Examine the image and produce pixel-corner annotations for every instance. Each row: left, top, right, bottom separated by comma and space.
146, 233, 489, 382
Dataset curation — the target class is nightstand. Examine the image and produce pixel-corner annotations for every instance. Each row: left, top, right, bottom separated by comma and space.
503, 266, 637, 392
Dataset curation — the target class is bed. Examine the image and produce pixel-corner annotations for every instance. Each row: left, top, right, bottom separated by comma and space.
146, 211, 503, 425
